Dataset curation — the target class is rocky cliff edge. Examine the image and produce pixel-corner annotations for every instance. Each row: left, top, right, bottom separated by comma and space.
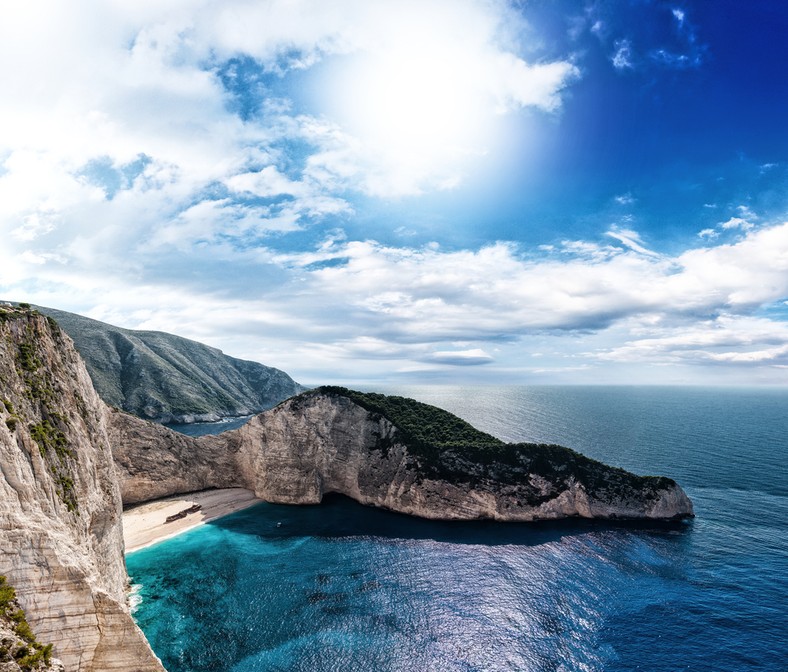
0, 307, 163, 671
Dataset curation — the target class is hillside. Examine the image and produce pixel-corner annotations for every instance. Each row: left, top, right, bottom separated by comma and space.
33, 305, 305, 423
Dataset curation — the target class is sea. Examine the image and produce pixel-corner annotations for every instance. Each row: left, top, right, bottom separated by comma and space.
126, 386, 788, 672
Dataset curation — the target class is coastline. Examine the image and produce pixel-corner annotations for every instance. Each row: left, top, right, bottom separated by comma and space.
123, 488, 263, 553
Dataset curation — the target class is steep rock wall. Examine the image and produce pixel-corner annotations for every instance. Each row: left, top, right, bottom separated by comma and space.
0, 308, 163, 672
236, 393, 694, 521
111, 391, 694, 522
108, 412, 240, 505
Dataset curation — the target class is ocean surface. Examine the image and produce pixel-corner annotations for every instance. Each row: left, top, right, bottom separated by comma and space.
127, 386, 788, 671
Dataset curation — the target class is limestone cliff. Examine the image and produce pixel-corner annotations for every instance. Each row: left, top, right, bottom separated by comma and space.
0, 306, 163, 671
112, 388, 694, 522
0, 574, 63, 672
235, 390, 694, 520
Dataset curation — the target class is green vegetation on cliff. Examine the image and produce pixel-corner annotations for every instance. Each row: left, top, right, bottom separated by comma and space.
0, 576, 54, 671
317, 386, 503, 451
316, 387, 674, 505
1, 305, 80, 513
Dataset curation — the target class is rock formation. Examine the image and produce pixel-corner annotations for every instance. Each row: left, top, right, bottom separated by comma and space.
0, 306, 164, 671
0, 305, 693, 671
0, 574, 64, 672
34, 305, 306, 423
112, 388, 694, 522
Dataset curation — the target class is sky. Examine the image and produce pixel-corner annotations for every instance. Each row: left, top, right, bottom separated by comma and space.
2, 0, 788, 387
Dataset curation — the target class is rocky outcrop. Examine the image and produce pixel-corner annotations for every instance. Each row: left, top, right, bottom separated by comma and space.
34, 305, 306, 423
0, 307, 163, 671
108, 412, 240, 506
111, 389, 694, 522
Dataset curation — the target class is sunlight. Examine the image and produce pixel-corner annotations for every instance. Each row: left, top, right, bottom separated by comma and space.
319, 19, 500, 189
345, 41, 488, 160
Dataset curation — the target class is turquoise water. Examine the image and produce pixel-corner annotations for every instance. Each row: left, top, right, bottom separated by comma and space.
127, 386, 788, 671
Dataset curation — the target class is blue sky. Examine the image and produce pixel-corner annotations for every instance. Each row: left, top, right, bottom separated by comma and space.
1, 0, 787, 386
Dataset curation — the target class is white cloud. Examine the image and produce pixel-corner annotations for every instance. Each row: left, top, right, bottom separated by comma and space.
0, 0, 582, 230
226, 167, 305, 198
605, 226, 662, 258
428, 349, 494, 366
490, 54, 579, 113
736, 204, 758, 220
612, 39, 634, 70
594, 314, 788, 368
6, 221, 788, 383
698, 228, 718, 239
719, 216, 753, 231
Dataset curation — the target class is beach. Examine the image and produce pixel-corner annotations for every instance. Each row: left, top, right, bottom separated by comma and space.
123, 488, 263, 553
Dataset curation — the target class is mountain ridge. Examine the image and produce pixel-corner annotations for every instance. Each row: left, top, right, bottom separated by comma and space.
30, 305, 306, 423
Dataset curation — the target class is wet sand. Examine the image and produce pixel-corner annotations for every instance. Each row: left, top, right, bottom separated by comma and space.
123, 488, 262, 553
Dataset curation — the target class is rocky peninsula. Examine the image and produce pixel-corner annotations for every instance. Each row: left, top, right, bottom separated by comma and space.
0, 306, 693, 670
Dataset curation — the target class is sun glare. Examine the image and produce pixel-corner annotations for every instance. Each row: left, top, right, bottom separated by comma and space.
319, 21, 500, 189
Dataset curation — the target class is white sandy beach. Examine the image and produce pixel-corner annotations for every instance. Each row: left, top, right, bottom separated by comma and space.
122, 487, 263, 553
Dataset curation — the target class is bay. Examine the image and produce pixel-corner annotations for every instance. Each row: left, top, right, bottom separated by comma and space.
127, 386, 788, 671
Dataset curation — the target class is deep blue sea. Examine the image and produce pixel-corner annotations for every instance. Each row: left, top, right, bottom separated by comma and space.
127, 386, 788, 671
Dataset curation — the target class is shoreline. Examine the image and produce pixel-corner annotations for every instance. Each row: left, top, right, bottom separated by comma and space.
122, 487, 263, 553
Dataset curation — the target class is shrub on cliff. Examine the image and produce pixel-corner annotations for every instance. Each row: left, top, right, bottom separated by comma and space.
0, 576, 54, 671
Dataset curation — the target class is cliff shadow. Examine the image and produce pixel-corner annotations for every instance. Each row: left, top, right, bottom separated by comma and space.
208, 493, 693, 548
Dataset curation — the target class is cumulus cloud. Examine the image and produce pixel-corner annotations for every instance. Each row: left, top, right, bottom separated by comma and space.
594, 314, 788, 368
0, 0, 581, 251
720, 216, 754, 231
6, 218, 788, 383
490, 55, 579, 113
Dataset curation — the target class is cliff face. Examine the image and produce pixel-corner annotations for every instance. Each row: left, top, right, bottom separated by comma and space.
236, 391, 694, 521
108, 411, 240, 506
112, 390, 694, 522
0, 308, 163, 671
35, 306, 306, 423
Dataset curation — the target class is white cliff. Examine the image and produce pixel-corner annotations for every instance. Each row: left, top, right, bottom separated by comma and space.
0, 307, 163, 671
